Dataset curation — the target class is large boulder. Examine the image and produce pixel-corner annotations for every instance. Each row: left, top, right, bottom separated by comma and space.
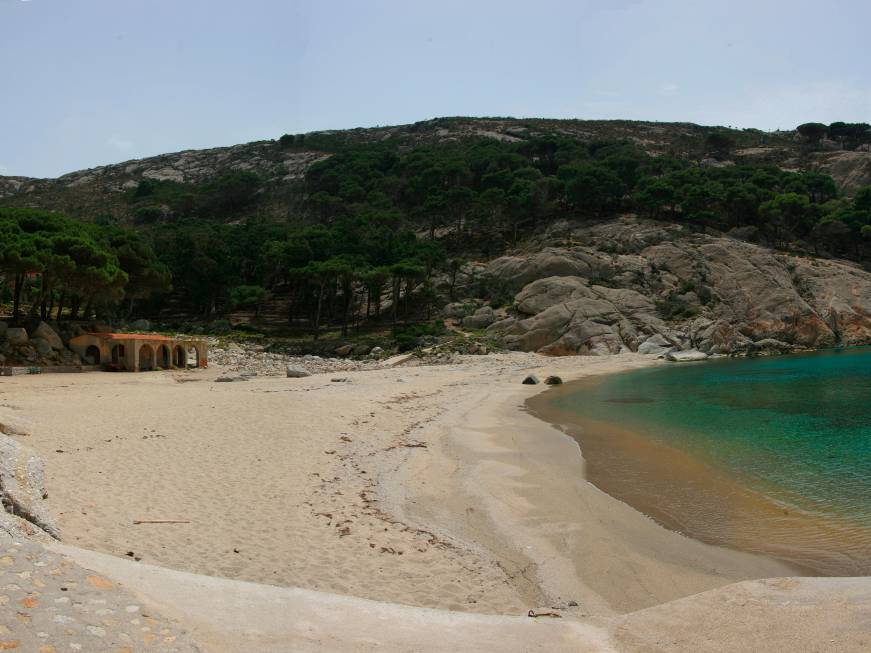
637, 333, 676, 356
286, 365, 311, 378
490, 276, 673, 355
666, 349, 709, 362
462, 306, 497, 329
33, 338, 53, 357
6, 328, 28, 345
32, 321, 64, 351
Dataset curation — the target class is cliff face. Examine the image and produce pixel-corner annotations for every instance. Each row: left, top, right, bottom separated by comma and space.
483, 218, 871, 355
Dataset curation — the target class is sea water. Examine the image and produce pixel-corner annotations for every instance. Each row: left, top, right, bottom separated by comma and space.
540, 347, 871, 574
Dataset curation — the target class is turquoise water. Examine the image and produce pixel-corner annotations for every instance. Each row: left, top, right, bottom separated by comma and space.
546, 347, 871, 574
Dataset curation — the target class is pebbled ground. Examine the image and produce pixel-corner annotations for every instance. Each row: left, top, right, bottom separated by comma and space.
0, 532, 201, 652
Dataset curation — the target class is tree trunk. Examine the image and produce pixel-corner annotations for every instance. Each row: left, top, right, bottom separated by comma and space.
12, 272, 24, 322
69, 295, 81, 321
313, 279, 326, 340
391, 276, 400, 333
341, 277, 352, 337
55, 290, 67, 321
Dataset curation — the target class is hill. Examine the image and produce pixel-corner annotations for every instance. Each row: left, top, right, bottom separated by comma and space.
1, 116, 870, 360
3, 117, 870, 225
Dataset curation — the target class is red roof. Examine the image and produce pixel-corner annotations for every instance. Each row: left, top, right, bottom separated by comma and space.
87, 333, 175, 342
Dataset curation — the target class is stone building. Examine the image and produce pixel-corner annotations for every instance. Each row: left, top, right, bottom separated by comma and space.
68, 333, 207, 372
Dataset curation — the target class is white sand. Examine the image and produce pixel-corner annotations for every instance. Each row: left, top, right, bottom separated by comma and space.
2, 352, 796, 618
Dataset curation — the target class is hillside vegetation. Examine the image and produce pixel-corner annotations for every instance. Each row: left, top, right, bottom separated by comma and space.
1, 117, 870, 352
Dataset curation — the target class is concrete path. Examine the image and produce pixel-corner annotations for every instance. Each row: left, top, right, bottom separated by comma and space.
0, 534, 201, 652
49, 541, 610, 653
3, 536, 869, 652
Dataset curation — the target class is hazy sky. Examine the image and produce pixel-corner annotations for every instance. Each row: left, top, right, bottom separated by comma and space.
2, 0, 869, 178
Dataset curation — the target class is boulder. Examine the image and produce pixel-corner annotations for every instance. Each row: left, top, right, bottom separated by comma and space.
666, 349, 709, 362
522, 374, 540, 385
462, 306, 496, 330
334, 344, 354, 357
286, 366, 311, 378
489, 276, 669, 356
6, 328, 28, 345
32, 338, 53, 357
32, 321, 64, 351
443, 302, 476, 319
0, 409, 32, 436
637, 334, 675, 356
0, 433, 59, 538
544, 376, 563, 385
369, 346, 384, 357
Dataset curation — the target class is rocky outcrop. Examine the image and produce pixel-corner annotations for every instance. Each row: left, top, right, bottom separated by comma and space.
0, 418, 58, 538
809, 150, 871, 194
484, 218, 871, 356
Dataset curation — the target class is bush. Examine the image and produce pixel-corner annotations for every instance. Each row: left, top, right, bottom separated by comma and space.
656, 293, 698, 320
394, 321, 446, 352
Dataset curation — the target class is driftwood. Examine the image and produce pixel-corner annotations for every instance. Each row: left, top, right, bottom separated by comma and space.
527, 610, 562, 618
133, 519, 191, 525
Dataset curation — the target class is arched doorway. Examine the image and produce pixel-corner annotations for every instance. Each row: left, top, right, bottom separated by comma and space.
157, 345, 170, 369
187, 346, 199, 368
110, 344, 126, 370
173, 346, 185, 368
84, 345, 101, 365
139, 344, 155, 371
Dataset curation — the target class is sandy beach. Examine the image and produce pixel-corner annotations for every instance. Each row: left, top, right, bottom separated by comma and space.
1, 351, 800, 620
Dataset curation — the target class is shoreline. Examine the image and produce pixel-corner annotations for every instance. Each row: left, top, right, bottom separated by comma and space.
528, 352, 871, 578
2, 352, 800, 616
387, 354, 798, 615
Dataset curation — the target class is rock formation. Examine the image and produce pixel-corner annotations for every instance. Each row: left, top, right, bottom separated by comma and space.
0, 413, 58, 539
484, 218, 871, 356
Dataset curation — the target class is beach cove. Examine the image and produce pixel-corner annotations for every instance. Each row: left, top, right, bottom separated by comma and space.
2, 351, 870, 651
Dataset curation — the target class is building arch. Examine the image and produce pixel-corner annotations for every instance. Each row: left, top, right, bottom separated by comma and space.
187, 346, 200, 368
110, 344, 127, 369
84, 345, 101, 365
139, 344, 155, 371
173, 345, 186, 368
157, 344, 170, 369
